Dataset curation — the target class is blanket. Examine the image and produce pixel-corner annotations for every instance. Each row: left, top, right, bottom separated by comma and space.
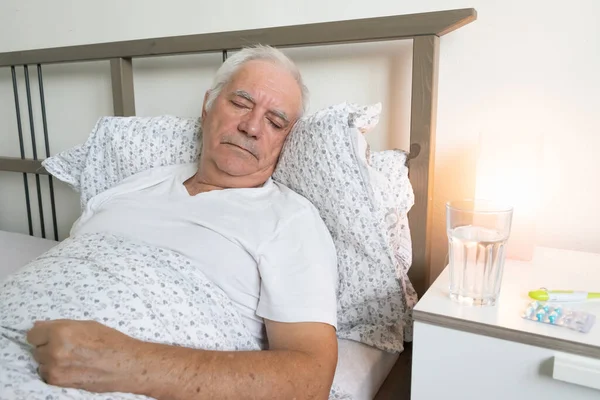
0, 233, 350, 399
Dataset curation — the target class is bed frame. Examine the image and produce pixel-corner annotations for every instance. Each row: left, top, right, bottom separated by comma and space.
0, 8, 476, 398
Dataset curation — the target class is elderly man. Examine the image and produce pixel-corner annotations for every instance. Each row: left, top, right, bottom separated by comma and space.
22, 46, 339, 399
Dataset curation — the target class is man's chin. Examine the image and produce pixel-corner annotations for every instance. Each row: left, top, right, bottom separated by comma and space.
217, 160, 258, 178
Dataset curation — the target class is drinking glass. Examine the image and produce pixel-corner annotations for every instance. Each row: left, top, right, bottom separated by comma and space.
446, 199, 513, 306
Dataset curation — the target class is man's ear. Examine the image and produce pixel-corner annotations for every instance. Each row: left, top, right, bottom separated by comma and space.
201, 91, 210, 120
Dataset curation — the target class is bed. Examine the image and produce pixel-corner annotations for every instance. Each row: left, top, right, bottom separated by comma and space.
0, 8, 477, 399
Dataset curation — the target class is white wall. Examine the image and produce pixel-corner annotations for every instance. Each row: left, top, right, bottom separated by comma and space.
1, 0, 599, 280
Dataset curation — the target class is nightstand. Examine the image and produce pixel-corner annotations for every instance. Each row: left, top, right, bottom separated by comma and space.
411, 247, 600, 399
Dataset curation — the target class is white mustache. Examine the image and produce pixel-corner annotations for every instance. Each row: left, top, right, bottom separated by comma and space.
221, 136, 259, 159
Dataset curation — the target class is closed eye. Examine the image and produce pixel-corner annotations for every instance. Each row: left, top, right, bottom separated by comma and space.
231, 100, 249, 109
268, 119, 284, 130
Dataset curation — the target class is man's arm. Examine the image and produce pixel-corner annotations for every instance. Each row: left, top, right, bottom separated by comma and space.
27, 319, 338, 400
140, 319, 337, 399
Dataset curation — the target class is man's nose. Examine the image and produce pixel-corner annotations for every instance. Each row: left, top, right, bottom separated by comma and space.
238, 110, 262, 139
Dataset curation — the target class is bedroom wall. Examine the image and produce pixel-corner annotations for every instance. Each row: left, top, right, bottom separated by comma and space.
1, 0, 599, 281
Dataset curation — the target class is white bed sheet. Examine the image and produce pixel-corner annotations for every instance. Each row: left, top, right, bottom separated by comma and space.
333, 339, 399, 399
0, 229, 398, 399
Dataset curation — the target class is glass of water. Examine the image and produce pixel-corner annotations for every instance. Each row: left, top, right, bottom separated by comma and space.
446, 199, 513, 306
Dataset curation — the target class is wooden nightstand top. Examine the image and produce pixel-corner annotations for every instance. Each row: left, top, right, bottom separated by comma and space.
413, 246, 600, 359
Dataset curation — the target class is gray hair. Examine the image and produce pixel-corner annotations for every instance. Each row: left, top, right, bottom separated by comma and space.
204, 44, 309, 118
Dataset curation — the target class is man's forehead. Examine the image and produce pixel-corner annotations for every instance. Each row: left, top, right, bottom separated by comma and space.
226, 61, 301, 117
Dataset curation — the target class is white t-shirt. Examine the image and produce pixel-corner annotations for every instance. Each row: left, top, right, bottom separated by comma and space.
71, 163, 338, 345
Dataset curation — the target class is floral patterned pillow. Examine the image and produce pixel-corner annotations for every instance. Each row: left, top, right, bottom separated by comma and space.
42, 103, 416, 352
44, 115, 202, 209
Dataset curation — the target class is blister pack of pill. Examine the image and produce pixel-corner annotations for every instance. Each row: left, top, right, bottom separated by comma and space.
522, 301, 596, 333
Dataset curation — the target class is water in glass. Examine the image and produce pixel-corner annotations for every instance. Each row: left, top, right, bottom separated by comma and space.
446, 200, 513, 306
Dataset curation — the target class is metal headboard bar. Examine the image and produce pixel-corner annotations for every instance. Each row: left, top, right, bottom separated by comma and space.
38, 64, 59, 241
0, 9, 476, 67
23, 65, 47, 239
10, 66, 34, 236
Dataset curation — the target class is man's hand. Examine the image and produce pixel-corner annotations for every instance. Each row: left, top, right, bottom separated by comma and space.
27, 319, 144, 393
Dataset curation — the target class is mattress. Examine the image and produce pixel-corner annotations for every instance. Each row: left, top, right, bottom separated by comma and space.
0, 229, 398, 399
0, 230, 58, 280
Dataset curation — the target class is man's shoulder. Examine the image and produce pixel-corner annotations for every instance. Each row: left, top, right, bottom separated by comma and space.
269, 180, 321, 220
266, 180, 334, 247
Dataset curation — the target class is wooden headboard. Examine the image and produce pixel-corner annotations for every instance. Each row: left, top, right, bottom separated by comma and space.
0, 8, 477, 298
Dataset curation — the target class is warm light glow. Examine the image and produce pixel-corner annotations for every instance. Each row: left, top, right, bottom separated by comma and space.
475, 131, 543, 260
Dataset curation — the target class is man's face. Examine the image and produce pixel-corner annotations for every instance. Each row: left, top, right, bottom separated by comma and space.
200, 60, 302, 186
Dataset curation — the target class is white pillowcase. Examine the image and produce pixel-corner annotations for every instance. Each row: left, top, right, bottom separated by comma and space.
43, 103, 416, 352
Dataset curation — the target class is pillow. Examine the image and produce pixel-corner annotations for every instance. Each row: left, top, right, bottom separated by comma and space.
273, 103, 415, 351
369, 149, 417, 342
44, 116, 202, 209
42, 104, 415, 352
